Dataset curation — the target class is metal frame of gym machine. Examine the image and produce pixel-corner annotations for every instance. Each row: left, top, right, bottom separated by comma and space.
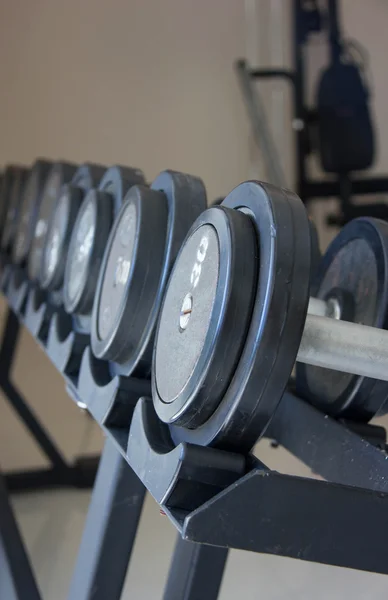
238, 0, 388, 225
2, 238, 388, 600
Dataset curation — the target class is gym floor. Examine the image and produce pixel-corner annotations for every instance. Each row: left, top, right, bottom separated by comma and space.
0, 293, 387, 598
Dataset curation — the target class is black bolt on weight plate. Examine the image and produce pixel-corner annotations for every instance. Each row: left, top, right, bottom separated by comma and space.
163, 181, 311, 452
153, 206, 257, 428
63, 165, 145, 333
12, 159, 53, 265
27, 161, 78, 282
91, 170, 207, 377
297, 217, 388, 421
1, 167, 29, 252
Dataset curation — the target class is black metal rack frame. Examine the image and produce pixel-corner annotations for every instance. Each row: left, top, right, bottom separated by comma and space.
0, 269, 99, 495
2, 263, 388, 600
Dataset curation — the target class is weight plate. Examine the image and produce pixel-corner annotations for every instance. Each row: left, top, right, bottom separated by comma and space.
91, 185, 168, 364
40, 184, 83, 290
0, 166, 25, 242
297, 217, 388, 420
39, 163, 106, 291
98, 165, 145, 213
64, 190, 113, 315
0, 171, 7, 231
0, 173, 2, 228
309, 217, 321, 282
27, 162, 77, 282
168, 181, 311, 452
1, 167, 29, 252
71, 163, 106, 190
153, 206, 257, 428
12, 159, 53, 265
62, 165, 144, 324
91, 170, 207, 375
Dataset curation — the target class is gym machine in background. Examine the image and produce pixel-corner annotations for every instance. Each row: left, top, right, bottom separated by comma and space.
2, 156, 388, 599
238, 0, 388, 226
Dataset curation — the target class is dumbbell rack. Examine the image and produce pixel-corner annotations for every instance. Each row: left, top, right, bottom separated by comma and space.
0, 274, 100, 496
2, 262, 388, 600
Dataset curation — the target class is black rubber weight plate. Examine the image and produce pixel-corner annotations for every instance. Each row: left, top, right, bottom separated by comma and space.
72, 163, 106, 191
91, 185, 168, 366
27, 162, 77, 281
0, 168, 14, 234
40, 185, 83, 291
98, 165, 145, 213
13, 160, 52, 264
1, 167, 29, 251
309, 217, 321, 282
46, 163, 106, 292
153, 206, 257, 428
297, 217, 388, 420
64, 190, 113, 316
97, 201, 138, 340
63, 165, 145, 328
0, 165, 26, 237
168, 181, 311, 452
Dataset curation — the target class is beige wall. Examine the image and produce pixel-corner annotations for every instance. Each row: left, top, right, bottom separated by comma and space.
0, 0, 251, 469
2, 1, 387, 205
0, 0, 249, 202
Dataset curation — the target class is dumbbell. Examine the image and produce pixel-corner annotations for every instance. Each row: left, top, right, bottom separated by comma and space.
12, 160, 54, 266
214, 196, 321, 277
89, 170, 207, 378
27, 161, 79, 282
38, 163, 112, 298
151, 181, 388, 453
297, 216, 388, 421
62, 165, 145, 333
1, 166, 29, 254
0, 166, 26, 244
